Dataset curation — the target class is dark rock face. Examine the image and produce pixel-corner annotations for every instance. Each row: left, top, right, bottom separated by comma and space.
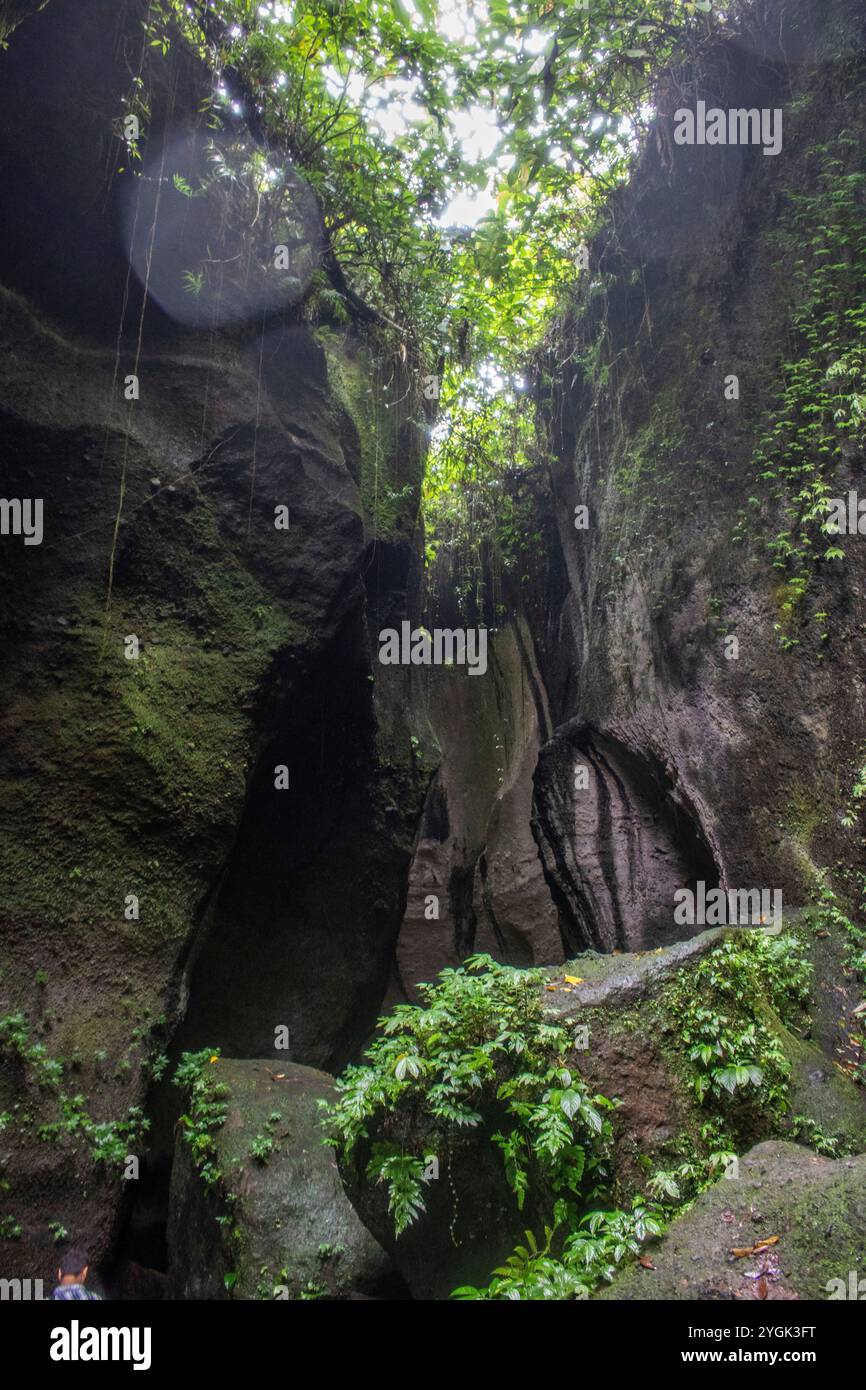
533, 722, 720, 952
392, 621, 561, 1001
342, 1097, 552, 1302
167, 1060, 395, 1300
0, 0, 190, 338
530, 722, 722, 950
0, 0, 425, 1284
524, 0, 866, 950
598, 1140, 866, 1301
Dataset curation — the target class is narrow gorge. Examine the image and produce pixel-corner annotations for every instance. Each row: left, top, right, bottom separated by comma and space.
1, 0, 866, 1333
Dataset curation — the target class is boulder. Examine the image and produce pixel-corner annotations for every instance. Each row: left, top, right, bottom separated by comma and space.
598, 1140, 866, 1300
167, 1060, 395, 1300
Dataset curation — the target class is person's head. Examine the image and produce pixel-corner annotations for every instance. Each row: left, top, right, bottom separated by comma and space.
57, 1246, 90, 1285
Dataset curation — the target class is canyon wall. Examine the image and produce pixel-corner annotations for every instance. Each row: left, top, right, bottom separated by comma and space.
0, 0, 426, 1283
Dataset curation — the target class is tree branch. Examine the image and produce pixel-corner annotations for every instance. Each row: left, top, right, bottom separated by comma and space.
191, 1, 401, 333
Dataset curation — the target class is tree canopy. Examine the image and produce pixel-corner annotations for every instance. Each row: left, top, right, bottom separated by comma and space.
142, 0, 725, 567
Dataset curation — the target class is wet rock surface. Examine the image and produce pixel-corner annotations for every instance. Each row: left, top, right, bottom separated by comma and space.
2, 0, 865, 1304
598, 1140, 866, 1301
0, 0, 426, 1282
167, 1060, 395, 1300
393, 621, 561, 1001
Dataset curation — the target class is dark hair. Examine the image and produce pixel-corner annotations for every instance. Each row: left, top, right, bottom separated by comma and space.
58, 1247, 90, 1277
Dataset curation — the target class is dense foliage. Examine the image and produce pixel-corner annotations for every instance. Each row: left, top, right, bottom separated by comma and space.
321, 954, 617, 1235
141, 0, 725, 569
322, 929, 821, 1300
745, 132, 866, 646
452, 1201, 665, 1299
150, 1, 716, 339
669, 931, 811, 1129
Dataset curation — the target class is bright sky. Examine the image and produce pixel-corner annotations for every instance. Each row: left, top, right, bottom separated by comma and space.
322, 23, 505, 226
253, 0, 641, 228
314, 0, 535, 230
250, 0, 582, 229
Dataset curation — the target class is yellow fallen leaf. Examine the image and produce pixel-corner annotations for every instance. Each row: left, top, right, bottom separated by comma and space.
564, 974, 585, 985
731, 1236, 779, 1258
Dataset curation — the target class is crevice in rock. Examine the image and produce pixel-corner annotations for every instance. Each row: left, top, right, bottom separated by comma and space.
171, 622, 412, 1071
448, 860, 478, 957
478, 850, 508, 959
115, 540, 427, 1288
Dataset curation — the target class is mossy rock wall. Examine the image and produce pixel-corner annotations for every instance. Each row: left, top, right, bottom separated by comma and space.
526, 0, 866, 942
0, 0, 427, 1284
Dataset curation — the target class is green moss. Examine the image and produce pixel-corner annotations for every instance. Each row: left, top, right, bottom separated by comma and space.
0, 471, 310, 945
324, 342, 422, 542
779, 787, 828, 871
613, 385, 687, 515
748, 126, 866, 638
